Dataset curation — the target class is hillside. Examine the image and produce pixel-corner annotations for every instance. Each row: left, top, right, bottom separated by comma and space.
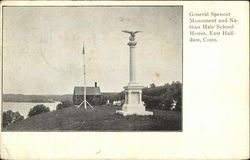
3, 105, 182, 131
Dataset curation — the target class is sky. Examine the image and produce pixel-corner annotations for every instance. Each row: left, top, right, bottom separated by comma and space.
3, 6, 182, 94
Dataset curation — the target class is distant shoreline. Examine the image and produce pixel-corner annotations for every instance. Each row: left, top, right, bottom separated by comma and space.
2, 94, 73, 103
2, 101, 57, 103
2, 93, 118, 103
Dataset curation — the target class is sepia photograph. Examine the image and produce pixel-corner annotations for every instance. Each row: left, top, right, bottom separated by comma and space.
2, 6, 182, 131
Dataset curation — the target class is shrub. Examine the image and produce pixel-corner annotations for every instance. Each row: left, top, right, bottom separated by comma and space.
2, 110, 24, 127
28, 104, 50, 117
142, 95, 162, 109
56, 100, 74, 110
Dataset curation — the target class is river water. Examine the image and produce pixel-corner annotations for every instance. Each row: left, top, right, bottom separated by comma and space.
2, 101, 61, 118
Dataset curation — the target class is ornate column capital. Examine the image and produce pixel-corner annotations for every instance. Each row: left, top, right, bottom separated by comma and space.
127, 41, 137, 47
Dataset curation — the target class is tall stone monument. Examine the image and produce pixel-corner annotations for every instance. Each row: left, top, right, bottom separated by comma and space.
116, 31, 153, 116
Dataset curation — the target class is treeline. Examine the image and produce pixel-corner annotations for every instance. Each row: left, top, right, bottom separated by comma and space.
142, 81, 182, 111
104, 81, 182, 111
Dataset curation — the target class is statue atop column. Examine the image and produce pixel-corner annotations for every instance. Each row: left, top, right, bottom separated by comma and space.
122, 30, 142, 41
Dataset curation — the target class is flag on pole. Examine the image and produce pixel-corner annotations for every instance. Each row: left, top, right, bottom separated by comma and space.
82, 43, 85, 55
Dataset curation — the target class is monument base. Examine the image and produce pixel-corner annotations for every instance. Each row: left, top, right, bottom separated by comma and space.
116, 110, 153, 116
116, 85, 153, 116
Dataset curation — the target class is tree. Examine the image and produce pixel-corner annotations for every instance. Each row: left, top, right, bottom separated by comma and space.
2, 110, 24, 127
28, 104, 50, 117
56, 100, 74, 110
150, 83, 156, 88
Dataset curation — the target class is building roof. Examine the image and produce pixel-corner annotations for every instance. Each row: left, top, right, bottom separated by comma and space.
74, 86, 101, 96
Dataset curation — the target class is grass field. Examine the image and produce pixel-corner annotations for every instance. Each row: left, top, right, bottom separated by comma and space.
3, 105, 182, 131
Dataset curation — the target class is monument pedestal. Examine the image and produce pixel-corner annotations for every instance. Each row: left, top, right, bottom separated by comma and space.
116, 85, 153, 116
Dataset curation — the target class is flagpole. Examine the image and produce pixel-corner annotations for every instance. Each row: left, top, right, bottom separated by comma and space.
77, 42, 94, 110
83, 42, 87, 109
